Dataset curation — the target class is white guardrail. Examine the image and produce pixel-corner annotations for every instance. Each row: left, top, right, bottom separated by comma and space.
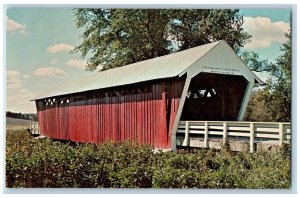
30, 122, 39, 135
176, 121, 291, 153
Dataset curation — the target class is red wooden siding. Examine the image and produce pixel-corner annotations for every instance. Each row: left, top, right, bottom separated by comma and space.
36, 78, 185, 149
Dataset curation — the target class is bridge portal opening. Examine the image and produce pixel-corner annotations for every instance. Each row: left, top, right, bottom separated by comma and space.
180, 73, 248, 121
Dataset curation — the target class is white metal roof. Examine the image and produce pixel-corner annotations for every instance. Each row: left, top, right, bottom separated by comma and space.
32, 40, 261, 100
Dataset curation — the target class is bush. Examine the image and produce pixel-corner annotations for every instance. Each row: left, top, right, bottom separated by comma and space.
6, 130, 290, 188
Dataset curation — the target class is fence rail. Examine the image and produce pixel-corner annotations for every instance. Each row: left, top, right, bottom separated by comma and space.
30, 122, 39, 135
176, 121, 291, 153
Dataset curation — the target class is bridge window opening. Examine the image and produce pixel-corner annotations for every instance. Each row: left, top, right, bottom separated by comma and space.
212, 88, 216, 95
187, 91, 191, 98
199, 89, 206, 97
187, 88, 217, 99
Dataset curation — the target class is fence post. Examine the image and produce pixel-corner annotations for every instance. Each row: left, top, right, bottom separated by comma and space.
35, 122, 39, 134
204, 122, 208, 148
31, 122, 34, 134
183, 121, 189, 146
250, 122, 254, 153
223, 122, 228, 146
279, 123, 284, 147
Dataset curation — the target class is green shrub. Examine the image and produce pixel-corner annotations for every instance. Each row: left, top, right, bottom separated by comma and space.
6, 129, 291, 188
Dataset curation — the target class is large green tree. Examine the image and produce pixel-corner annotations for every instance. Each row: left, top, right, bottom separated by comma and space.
244, 19, 291, 122
73, 9, 250, 71
265, 24, 291, 122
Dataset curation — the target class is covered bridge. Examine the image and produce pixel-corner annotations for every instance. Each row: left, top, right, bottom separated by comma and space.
32, 40, 261, 150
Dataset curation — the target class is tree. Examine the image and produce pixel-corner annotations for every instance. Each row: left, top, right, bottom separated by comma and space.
168, 9, 250, 53
265, 25, 291, 122
244, 16, 291, 122
244, 90, 273, 121
72, 9, 250, 71
240, 51, 270, 72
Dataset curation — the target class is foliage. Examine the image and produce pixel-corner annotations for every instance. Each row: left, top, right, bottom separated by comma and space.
72, 9, 250, 71
6, 130, 290, 188
264, 25, 291, 122
243, 14, 291, 122
240, 51, 270, 72
6, 111, 37, 121
244, 90, 273, 122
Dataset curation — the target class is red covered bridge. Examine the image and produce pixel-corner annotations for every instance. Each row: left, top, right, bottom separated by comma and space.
32, 40, 261, 150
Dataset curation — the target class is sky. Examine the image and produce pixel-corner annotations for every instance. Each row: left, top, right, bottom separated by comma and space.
5, 7, 291, 113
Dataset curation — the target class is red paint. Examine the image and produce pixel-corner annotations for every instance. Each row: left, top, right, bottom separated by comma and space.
36, 78, 185, 149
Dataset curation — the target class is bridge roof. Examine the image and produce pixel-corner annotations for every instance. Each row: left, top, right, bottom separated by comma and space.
32, 40, 261, 100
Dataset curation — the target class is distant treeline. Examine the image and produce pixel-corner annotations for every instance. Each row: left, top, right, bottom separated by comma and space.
6, 111, 37, 121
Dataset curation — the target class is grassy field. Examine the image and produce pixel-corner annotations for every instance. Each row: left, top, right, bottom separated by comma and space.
6, 129, 291, 188
6, 117, 32, 130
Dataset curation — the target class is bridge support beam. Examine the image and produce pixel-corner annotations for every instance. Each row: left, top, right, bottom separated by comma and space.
171, 77, 191, 151
237, 80, 254, 121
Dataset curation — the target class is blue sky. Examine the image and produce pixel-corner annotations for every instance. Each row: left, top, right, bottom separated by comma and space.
6, 7, 291, 113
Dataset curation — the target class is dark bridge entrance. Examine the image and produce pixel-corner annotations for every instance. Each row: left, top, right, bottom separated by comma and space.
180, 73, 248, 121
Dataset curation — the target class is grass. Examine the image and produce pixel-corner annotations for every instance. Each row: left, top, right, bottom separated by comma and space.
6, 117, 32, 130
6, 129, 291, 188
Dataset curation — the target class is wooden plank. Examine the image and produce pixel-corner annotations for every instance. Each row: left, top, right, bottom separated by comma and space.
227, 132, 250, 137
177, 124, 187, 129
189, 125, 205, 130
238, 80, 254, 120
255, 133, 279, 139
223, 122, 227, 145
250, 123, 254, 153
254, 124, 281, 129
227, 123, 251, 127
207, 131, 224, 136
208, 126, 224, 130
204, 122, 208, 148
180, 121, 290, 125
187, 121, 206, 126
177, 129, 204, 134
161, 85, 168, 148
227, 126, 250, 131
279, 123, 284, 146
170, 78, 191, 151
182, 121, 189, 146
141, 93, 144, 144
255, 127, 279, 133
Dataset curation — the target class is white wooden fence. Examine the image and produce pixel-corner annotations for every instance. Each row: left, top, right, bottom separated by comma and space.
30, 122, 39, 135
176, 121, 291, 153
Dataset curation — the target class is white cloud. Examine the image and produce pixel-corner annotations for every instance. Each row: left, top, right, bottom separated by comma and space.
6, 88, 37, 113
6, 70, 36, 113
50, 58, 59, 65
6, 70, 22, 89
47, 43, 74, 53
66, 59, 87, 69
243, 16, 289, 49
6, 16, 28, 35
32, 67, 68, 78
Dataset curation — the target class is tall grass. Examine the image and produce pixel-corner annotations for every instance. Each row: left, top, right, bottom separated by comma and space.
6, 129, 290, 188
